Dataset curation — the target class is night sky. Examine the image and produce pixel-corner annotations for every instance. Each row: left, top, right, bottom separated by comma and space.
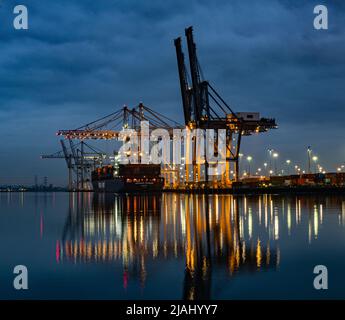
0, 0, 344, 185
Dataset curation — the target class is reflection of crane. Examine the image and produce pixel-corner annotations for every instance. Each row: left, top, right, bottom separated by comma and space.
56, 193, 279, 299
41, 140, 105, 190
182, 196, 278, 300
174, 26, 277, 183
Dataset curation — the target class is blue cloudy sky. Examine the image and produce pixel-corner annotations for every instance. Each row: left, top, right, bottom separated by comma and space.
0, 0, 344, 185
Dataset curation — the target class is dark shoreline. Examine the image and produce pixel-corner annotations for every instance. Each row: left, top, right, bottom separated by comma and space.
163, 186, 345, 195
2, 186, 345, 195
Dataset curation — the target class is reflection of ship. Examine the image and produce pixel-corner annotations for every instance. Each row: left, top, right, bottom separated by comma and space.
91, 164, 164, 193
57, 193, 280, 299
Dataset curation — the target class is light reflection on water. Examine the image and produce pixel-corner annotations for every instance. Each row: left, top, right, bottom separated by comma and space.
1, 192, 345, 299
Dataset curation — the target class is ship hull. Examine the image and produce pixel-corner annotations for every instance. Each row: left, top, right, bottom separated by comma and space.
92, 178, 164, 193
92, 164, 164, 193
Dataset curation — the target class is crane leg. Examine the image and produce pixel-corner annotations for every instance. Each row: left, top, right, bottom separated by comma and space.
225, 130, 232, 186
234, 131, 242, 182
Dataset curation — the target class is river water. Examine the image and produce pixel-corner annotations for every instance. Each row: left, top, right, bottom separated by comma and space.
0, 192, 344, 299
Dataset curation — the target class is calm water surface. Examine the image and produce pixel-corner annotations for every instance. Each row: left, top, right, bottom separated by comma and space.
0, 192, 345, 299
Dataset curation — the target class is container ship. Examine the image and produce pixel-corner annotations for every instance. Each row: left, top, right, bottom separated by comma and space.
91, 163, 164, 193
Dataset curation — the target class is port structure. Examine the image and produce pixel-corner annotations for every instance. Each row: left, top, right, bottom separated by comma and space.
42, 140, 106, 191
45, 26, 277, 191
54, 103, 184, 190
57, 104, 182, 140
174, 26, 277, 188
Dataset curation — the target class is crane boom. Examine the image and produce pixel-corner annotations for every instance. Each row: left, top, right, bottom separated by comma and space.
174, 37, 192, 125
185, 26, 202, 125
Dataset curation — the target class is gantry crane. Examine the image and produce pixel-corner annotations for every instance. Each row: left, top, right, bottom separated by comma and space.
46, 27, 276, 191
41, 140, 106, 190
174, 26, 277, 184
55, 103, 183, 188
57, 103, 182, 140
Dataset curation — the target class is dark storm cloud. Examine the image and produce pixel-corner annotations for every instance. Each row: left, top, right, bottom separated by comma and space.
0, 0, 344, 184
